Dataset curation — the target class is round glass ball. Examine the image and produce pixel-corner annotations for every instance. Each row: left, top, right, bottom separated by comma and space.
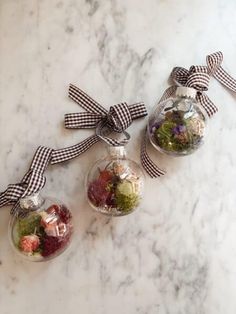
86, 146, 145, 216
148, 87, 207, 156
9, 193, 73, 262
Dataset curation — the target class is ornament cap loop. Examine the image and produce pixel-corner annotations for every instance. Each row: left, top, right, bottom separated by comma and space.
96, 119, 131, 146
19, 192, 44, 212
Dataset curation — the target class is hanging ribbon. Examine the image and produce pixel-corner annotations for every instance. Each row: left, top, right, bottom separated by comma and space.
159, 65, 217, 117
0, 87, 148, 213
141, 51, 236, 178
0, 146, 52, 215
141, 129, 166, 178
50, 84, 148, 164
206, 51, 236, 93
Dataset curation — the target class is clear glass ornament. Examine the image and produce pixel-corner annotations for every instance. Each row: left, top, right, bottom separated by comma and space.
148, 87, 207, 156
86, 146, 145, 216
9, 193, 73, 262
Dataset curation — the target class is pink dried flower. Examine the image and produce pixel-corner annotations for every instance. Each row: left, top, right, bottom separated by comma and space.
20, 234, 40, 253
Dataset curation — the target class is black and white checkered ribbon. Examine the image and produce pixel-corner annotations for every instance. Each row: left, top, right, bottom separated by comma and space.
0, 146, 52, 215
50, 84, 148, 164
206, 51, 236, 93
141, 129, 166, 178
141, 51, 236, 178
159, 64, 217, 117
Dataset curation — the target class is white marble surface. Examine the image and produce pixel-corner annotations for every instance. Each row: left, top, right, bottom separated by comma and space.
1, 0, 236, 313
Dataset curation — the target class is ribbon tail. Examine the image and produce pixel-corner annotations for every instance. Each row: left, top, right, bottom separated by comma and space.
0, 184, 25, 208
0, 190, 11, 207
158, 86, 177, 104
140, 129, 166, 178
213, 66, 236, 93
197, 93, 218, 118
207, 52, 236, 93
51, 135, 100, 164
10, 202, 21, 215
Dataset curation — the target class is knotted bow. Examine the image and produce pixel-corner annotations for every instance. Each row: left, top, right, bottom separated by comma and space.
0, 146, 52, 215
159, 65, 217, 117
141, 51, 236, 178
50, 84, 148, 164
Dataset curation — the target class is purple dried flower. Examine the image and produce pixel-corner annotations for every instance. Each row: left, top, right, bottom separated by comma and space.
150, 122, 161, 134
172, 125, 186, 135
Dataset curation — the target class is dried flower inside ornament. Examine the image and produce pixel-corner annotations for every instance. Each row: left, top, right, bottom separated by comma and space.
86, 146, 144, 216
148, 87, 207, 156
10, 195, 73, 261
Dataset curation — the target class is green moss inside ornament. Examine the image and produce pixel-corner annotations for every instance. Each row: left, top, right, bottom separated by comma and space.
151, 109, 205, 155
87, 147, 144, 216
115, 180, 140, 212
148, 88, 207, 156
10, 199, 73, 261
17, 214, 42, 238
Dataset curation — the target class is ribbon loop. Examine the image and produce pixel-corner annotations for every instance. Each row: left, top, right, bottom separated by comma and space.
171, 65, 210, 93
206, 51, 223, 75
69, 84, 107, 115
66, 85, 147, 135
50, 85, 148, 164
171, 67, 189, 86
169, 63, 216, 117
186, 66, 210, 92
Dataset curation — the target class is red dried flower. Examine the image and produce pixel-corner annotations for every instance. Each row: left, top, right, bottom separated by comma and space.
59, 205, 72, 224
41, 233, 71, 257
99, 170, 113, 182
88, 179, 111, 207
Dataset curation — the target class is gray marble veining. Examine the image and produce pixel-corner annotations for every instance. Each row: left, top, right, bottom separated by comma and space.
1, 0, 236, 313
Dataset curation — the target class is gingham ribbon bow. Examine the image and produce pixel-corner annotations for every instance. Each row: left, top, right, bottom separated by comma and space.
141, 51, 236, 178
0, 146, 52, 215
159, 65, 217, 117
50, 84, 148, 164
140, 64, 217, 178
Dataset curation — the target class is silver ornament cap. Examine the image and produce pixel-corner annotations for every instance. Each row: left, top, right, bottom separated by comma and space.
176, 86, 197, 99
107, 146, 126, 158
19, 193, 44, 211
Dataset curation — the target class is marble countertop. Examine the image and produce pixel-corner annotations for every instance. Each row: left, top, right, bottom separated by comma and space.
1, 1, 236, 313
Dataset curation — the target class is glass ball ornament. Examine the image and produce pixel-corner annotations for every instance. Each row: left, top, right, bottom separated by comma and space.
86, 146, 145, 216
9, 193, 73, 262
148, 87, 207, 156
